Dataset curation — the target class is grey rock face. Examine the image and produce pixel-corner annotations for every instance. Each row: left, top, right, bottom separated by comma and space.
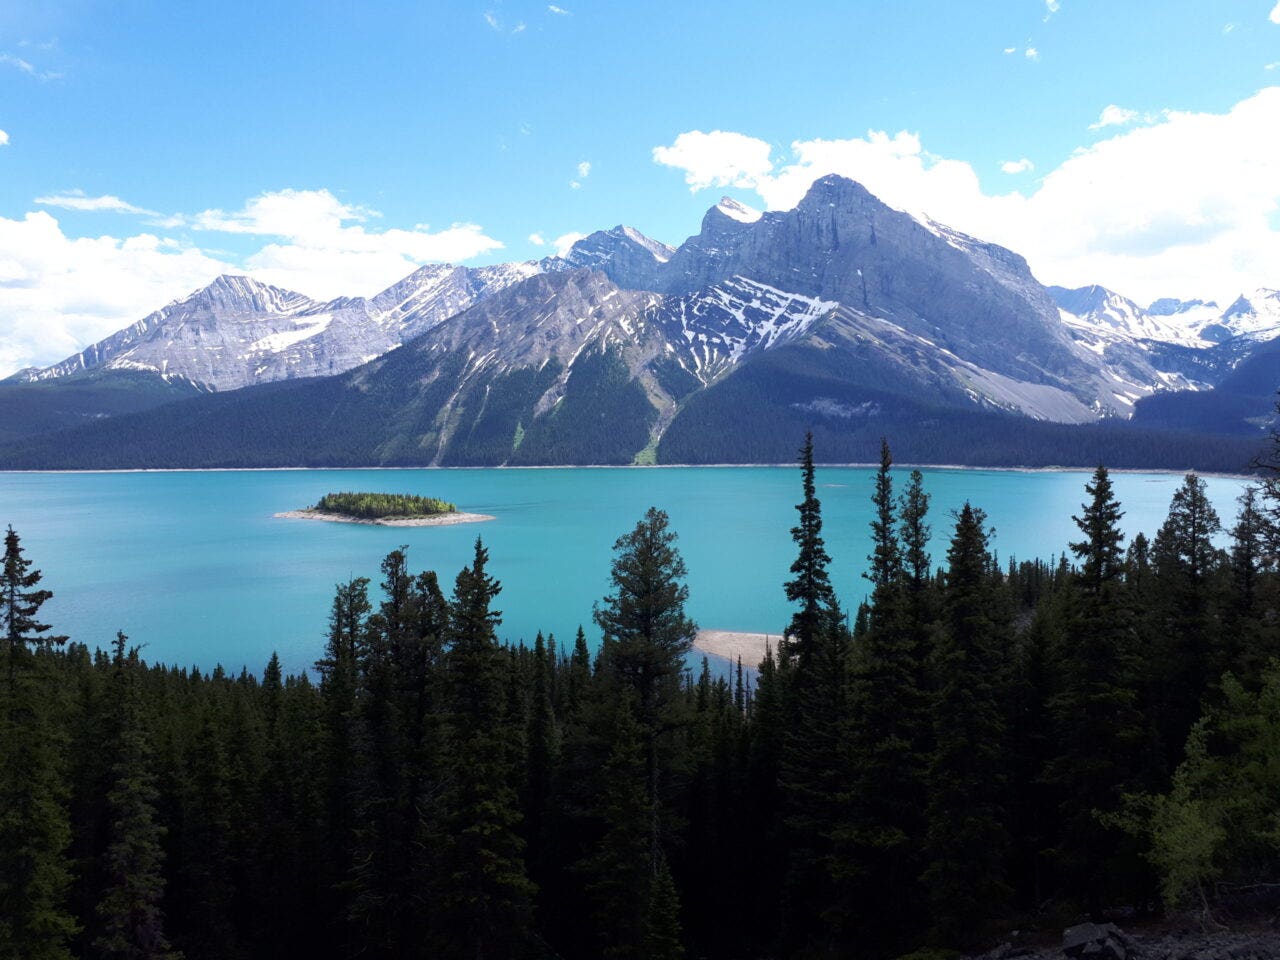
20, 263, 542, 392
542, 225, 674, 292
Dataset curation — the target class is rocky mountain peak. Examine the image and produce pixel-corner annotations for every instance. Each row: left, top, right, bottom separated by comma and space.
183, 274, 315, 315
714, 196, 761, 223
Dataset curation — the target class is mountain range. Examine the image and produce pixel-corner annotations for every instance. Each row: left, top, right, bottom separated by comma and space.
1, 175, 1273, 470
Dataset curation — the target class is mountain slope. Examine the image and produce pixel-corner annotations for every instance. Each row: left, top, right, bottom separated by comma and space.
2, 175, 1269, 471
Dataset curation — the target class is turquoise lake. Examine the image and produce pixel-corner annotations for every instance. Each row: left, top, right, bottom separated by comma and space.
0, 467, 1253, 675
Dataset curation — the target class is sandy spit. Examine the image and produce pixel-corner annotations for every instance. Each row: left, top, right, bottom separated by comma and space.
693, 630, 781, 669
273, 509, 495, 527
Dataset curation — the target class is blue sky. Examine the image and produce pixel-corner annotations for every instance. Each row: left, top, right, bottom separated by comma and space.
2, 0, 1279, 374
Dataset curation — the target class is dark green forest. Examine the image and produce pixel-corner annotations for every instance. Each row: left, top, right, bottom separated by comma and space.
312, 492, 456, 519
3, 438, 1280, 960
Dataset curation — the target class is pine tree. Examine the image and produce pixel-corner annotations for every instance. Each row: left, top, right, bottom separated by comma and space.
1151, 473, 1225, 765
0, 526, 77, 960
1045, 467, 1157, 913
581, 695, 683, 959
593, 507, 696, 869
93, 633, 178, 960
782, 432, 835, 666
434, 539, 534, 959
922, 504, 1011, 946
833, 442, 928, 955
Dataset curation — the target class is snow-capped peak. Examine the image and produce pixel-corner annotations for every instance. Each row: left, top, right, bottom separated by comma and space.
715, 196, 761, 224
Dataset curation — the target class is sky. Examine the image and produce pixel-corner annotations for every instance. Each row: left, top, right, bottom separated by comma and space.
1, 0, 1280, 376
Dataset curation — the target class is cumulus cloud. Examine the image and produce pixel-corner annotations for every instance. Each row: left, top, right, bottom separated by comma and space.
1003, 47, 1016, 54
0, 129, 8, 146
483, 11, 500, 29
0, 188, 507, 376
1271, 1, 1280, 24
35, 190, 158, 216
528, 232, 546, 246
650, 87, 1280, 303
1025, 47, 1040, 60
0, 211, 233, 375
181, 188, 503, 298
1044, 0, 1060, 16
1090, 104, 1140, 129
548, 4, 570, 13
552, 232, 585, 256
1001, 158, 1034, 174
577, 160, 591, 178
652, 130, 775, 192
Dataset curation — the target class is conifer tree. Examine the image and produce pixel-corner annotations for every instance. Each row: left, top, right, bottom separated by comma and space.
0, 526, 77, 960
1046, 467, 1156, 912
93, 632, 178, 960
593, 507, 696, 867
782, 432, 835, 666
434, 539, 533, 959
1151, 473, 1225, 763
834, 441, 928, 955
922, 504, 1011, 946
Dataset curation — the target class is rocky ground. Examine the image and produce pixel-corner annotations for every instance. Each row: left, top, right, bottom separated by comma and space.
966, 920, 1280, 960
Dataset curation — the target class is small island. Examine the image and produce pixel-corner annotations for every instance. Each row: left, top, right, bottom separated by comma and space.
275, 491, 494, 527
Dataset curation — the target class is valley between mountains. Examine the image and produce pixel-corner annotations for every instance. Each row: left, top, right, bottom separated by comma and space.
3, 175, 1276, 470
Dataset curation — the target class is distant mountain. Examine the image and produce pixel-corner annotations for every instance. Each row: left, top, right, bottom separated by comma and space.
13, 265, 541, 392
1, 175, 1272, 471
1050, 284, 1202, 345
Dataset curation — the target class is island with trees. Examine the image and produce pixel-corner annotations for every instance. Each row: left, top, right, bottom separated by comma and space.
276, 490, 494, 527
3, 436, 1280, 960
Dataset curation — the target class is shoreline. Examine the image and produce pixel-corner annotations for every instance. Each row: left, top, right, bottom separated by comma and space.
0, 463, 1256, 479
693, 630, 780, 669
274, 509, 495, 527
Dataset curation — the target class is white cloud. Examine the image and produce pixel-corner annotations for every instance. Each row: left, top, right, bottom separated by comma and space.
483, 12, 499, 29
1025, 47, 1040, 60
577, 160, 591, 178
1271, 2, 1280, 24
1223, 22, 1236, 34
650, 87, 1280, 303
183, 188, 503, 298
1090, 104, 1140, 129
1267, 62, 1280, 71
1001, 158, 1034, 174
652, 130, 775, 192
0, 52, 60, 81
0, 211, 233, 375
1003, 47, 1016, 54
1044, 0, 1060, 15
528, 232, 546, 246
0, 129, 8, 146
552, 232, 585, 256
513, 22, 526, 33
35, 190, 158, 216
0, 188, 507, 376
548, 4, 570, 13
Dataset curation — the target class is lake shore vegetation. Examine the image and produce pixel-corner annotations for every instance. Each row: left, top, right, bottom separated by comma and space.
2, 437, 1279, 959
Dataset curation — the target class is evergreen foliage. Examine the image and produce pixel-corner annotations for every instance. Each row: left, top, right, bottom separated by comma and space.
3, 437, 1278, 958
313, 491, 455, 519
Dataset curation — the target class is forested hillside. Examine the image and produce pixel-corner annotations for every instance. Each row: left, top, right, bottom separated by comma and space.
2, 439, 1279, 959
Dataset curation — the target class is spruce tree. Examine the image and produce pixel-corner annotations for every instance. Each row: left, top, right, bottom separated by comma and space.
93, 633, 178, 960
0, 526, 77, 960
1151, 473, 1225, 764
593, 507, 696, 867
833, 441, 928, 955
1046, 467, 1157, 913
434, 538, 534, 959
782, 432, 835, 666
922, 504, 1010, 946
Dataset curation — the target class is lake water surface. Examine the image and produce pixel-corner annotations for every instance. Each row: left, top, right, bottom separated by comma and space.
0, 467, 1252, 674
